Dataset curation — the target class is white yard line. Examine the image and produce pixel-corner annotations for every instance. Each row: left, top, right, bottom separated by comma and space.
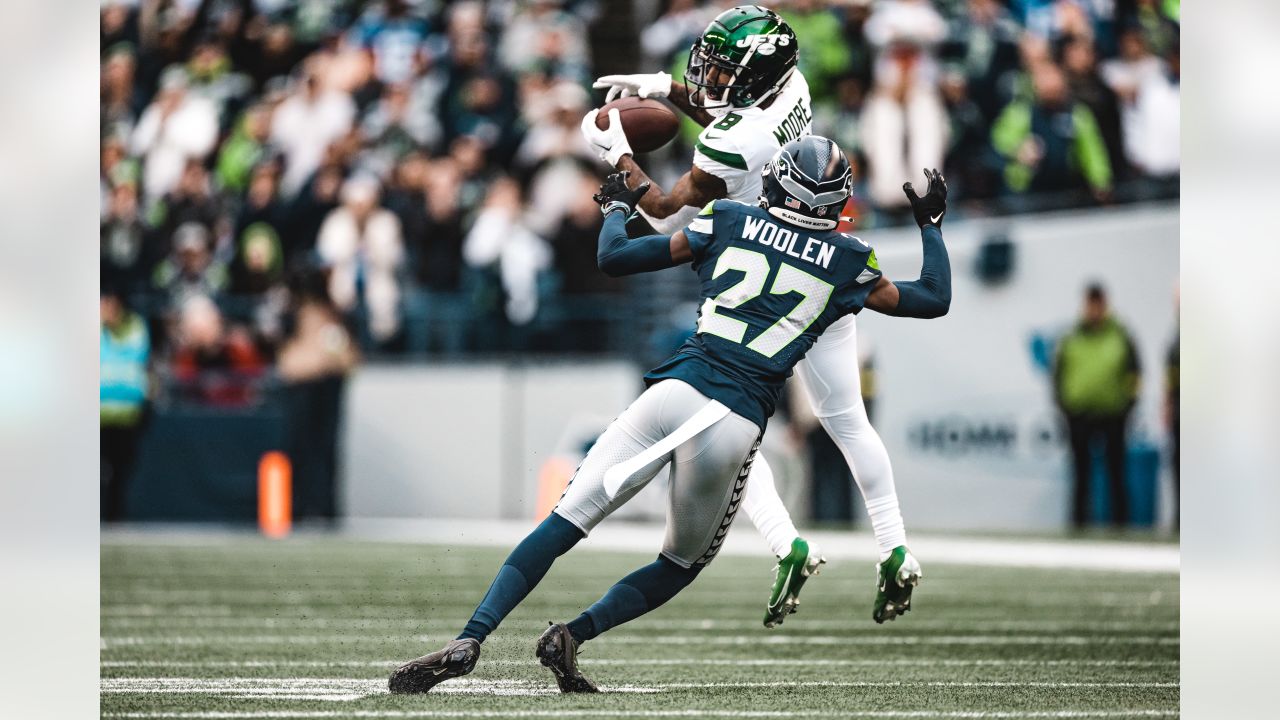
100, 677, 1178, 703
100, 710, 1180, 719
98, 616, 1181, 633
103, 522, 1179, 574
102, 678, 1180, 690
98, 590, 1177, 607
100, 634, 1180, 648
101, 658, 1179, 669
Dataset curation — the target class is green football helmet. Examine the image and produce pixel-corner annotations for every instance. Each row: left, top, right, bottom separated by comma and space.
685, 5, 800, 111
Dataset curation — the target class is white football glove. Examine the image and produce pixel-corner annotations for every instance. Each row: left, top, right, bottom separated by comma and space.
580, 108, 633, 167
592, 71, 672, 103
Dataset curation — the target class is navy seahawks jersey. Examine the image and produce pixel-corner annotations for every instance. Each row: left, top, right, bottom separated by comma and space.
645, 199, 883, 429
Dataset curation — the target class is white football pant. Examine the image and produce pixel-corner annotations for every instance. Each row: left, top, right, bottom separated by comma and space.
741, 314, 908, 560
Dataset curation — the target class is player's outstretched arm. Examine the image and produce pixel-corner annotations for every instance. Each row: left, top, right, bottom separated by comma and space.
593, 172, 695, 277
591, 72, 714, 127
617, 157, 726, 233
864, 170, 952, 319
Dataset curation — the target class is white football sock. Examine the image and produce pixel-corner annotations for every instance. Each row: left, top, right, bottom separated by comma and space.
863, 495, 908, 561
741, 453, 800, 558
815, 410, 908, 561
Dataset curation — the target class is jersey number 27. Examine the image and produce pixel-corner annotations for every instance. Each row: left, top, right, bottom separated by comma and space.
697, 247, 834, 359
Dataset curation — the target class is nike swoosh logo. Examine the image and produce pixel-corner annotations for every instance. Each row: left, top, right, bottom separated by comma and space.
930, 212, 944, 224
704, 133, 723, 140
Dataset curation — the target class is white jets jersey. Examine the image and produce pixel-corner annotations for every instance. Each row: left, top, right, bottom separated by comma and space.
693, 73, 814, 203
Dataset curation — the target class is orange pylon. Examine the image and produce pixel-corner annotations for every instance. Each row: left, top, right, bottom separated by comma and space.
258, 451, 292, 538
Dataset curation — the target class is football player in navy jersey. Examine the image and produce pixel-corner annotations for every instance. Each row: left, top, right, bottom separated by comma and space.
389, 136, 950, 695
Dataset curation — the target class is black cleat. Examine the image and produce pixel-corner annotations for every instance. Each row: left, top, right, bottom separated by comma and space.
388, 638, 480, 694
535, 622, 598, 693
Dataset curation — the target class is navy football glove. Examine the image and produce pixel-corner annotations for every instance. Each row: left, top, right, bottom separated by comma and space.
903, 168, 948, 229
593, 171, 651, 217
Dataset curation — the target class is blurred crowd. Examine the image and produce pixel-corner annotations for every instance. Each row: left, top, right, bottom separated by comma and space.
649, 0, 1179, 224
100, 0, 1180, 379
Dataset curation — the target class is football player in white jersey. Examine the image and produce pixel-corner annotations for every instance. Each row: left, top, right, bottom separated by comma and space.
581, 6, 923, 626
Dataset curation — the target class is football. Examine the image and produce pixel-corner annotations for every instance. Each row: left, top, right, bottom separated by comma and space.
596, 96, 679, 153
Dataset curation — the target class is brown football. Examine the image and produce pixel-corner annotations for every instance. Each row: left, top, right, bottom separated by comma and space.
595, 97, 679, 154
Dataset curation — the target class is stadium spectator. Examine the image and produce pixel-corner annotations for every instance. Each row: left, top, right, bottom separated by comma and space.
383, 152, 431, 266
514, 81, 595, 171
170, 295, 266, 407
498, 0, 591, 82
815, 75, 865, 157
345, 0, 432, 86
130, 66, 219, 202
277, 267, 360, 520
991, 60, 1112, 200
438, 24, 520, 160
779, 0, 854, 104
270, 58, 358, 197
1059, 34, 1126, 181
1053, 283, 1142, 528
100, 288, 151, 522
101, 180, 153, 296
316, 175, 406, 347
152, 222, 228, 309
418, 156, 468, 293
241, 16, 307, 94
939, 68, 999, 199
101, 133, 140, 213
1123, 0, 1179, 57
518, 82, 599, 239
184, 35, 252, 126
640, 0, 711, 67
1121, 39, 1179, 179
151, 159, 223, 256
361, 83, 441, 176
226, 210, 288, 327
283, 162, 345, 264
860, 0, 950, 210
463, 176, 551, 327
101, 0, 139, 53
547, 169, 614, 296
216, 103, 275, 193
102, 43, 144, 134
942, 0, 1023, 124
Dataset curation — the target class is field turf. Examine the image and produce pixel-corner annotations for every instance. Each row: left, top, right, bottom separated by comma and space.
101, 534, 1179, 719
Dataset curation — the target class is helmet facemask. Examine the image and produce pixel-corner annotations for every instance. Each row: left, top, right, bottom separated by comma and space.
685, 39, 754, 111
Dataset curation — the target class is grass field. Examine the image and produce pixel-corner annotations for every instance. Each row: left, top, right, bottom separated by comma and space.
101, 533, 1179, 719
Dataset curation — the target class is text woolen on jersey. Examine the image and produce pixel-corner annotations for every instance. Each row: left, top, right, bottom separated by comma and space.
741, 215, 837, 269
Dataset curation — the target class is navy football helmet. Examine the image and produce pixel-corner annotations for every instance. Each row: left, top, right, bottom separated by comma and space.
759, 136, 852, 231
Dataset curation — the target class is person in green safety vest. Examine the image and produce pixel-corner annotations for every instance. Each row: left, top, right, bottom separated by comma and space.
1053, 282, 1142, 528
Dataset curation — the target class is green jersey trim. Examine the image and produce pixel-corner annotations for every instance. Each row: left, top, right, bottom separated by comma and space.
695, 141, 749, 171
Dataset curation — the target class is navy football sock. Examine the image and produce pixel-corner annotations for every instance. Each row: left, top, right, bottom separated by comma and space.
567, 555, 702, 643
458, 513, 584, 642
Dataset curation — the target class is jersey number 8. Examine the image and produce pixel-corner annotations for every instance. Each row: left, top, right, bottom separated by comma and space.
697, 247, 834, 359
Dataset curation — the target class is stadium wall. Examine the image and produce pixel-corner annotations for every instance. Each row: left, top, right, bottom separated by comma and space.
340, 203, 1178, 531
